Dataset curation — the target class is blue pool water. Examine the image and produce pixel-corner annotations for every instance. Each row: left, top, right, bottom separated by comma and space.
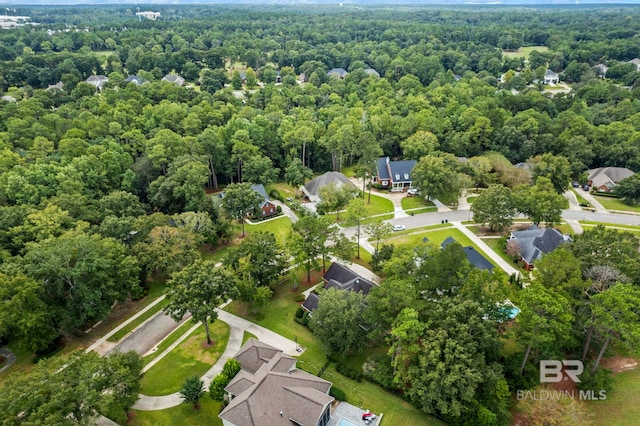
337, 418, 360, 426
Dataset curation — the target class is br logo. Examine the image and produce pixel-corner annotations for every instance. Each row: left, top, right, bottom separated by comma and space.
540, 360, 583, 383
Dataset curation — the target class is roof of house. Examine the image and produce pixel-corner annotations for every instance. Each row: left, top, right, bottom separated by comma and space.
234, 338, 284, 374
545, 69, 559, 78
87, 75, 108, 82
161, 74, 185, 85
301, 171, 355, 202
441, 237, 494, 271
364, 68, 380, 78
587, 167, 635, 189
250, 184, 273, 209
124, 75, 147, 85
47, 81, 63, 90
302, 293, 319, 312
327, 68, 348, 78
376, 157, 417, 183
628, 58, 640, 70
302, 263, 377, 313
220, 339, 333, 426
509, 227, 572, 265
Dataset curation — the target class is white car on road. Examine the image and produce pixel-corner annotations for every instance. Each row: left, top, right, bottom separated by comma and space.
392, 224, 406, 231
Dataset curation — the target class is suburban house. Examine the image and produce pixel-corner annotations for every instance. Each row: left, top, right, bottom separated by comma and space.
302, 263, 377, 313
327, 68, 348, 79
374, 157, 417, 192
161, 74, 185, 86
627, 58, 640, 71
587, 167, 635, 193
135, 11, 160, 20
364, 68, 380, 78
441, 237, 494, 272
508, 226, 572, 270
543, 69, 560, 85
251, 184, 278, 218
47, 81, 63, 91
301, 171, 356, 203
86, 75, 108, 90
593, 64, 609, 78
219, 338, 334, 426
123, 75, 147, 85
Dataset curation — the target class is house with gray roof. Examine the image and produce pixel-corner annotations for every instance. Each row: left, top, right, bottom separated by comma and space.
250, 184, 278, 218
441, 237, 494, 272
543, 69, 559, 85
124, 75, 147, 85
86, 75, 108, 90
220, 338, 333, 426
375, 157, 417, 192
301, 171, 355, 203
364, 68, 380, 78
627, 58, 640, 71
161, 73, 185, 86
47, 81, 63, 91
508, 226, 572, 270
327, 68, 348, 79
302, 263, 377, 314
587, 167, 635, 193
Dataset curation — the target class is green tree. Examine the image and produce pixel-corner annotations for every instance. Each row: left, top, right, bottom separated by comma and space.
22, 230, 141, 333
165, 261, 238, 345
133, 226, 203, 276
289, 215, 332, 282
309, 288, 367, 356
210, 358, 241, 401
614, 173, 640, 204
400, 130, 439, 160
222, 182, 263, 237
242, 155, 279, 185
245, 67, 257, 88
516, 284, 574, 374
284, 157, 313, 187
411, 153, 466, 202
471, 184, 517, 231
0, 350, 142, 425
223, 231, 287, 288
364, 219, 393, 254
317, 182, 359, 220
180, 376, 205, 409
532, 153, 572, 194
344, 197, 370, 259
513, 177, 568, 226
231, 70, 242, 90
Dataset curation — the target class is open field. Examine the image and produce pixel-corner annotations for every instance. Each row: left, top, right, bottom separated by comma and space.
590, 367, 640, 426
502, 45, 549, 59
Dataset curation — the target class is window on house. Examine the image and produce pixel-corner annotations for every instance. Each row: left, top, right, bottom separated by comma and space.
395, 173, 400, 180
404, 173, 409, 180
382, 181, 388, 186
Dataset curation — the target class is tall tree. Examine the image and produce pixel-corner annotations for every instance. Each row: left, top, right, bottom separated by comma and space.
344, 196, 370, 259
513, 177, 568, 226
317, 183, 359, 220
614, 173, 640, 204
222, 182, 263, 237
532, 153, 572, 194
411, 153, 467, 202
289, 215, 332, 282
364, 219, 393, 254
223, 231, 287, 288
165, 260, 237, 345
471, 184, 517, 231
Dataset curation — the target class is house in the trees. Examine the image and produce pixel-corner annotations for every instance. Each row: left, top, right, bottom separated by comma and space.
593, 64, 609, 78
441, 237, 494, 272
124, 75, 147, 85
374, 157, 417, 192
627, 58, 640, 71
136, 11, 160, 20
364, 68, 380, 78
301, 171, 355, 203
543, 69, 559, 85
508, 226, 572, 271
327, 68, 348, 79
219, 338, 334, 426
47, 81, 63, 91
302, 263, 378, 314
251, 184, 278, 218
86, 75, 108, 90
587, 167, 635, 193
161, 74, 185, 86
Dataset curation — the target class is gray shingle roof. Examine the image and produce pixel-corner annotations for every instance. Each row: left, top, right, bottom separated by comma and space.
441, 237, 494, 271
587, 167, 635, 189
510, 227, 572, 265
302, 263, 377, 313
327, 68, 348, 78
301, 172, 355, 202
376, 157, 417, 183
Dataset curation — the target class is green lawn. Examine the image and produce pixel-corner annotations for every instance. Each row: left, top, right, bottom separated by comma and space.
592, 195, 640, 213
405, 207, 437, 215
466, 196, 478, 204
242, 331, 258, 345
362, 192, 394, 216
142, 320, 194, 366
401, 196, 434, 211
482, 237, 526, 274
108, 299, 169, 342
245, 216, 292, 244
130, 397, 223, 426
139, 321, 229, 396
502, 45, 549, 59
223, 271, 442, 425
266, 182, 299, 199
590, 367, 640, 426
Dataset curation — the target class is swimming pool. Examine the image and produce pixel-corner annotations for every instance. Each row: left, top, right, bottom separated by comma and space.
337, 418, 360, 426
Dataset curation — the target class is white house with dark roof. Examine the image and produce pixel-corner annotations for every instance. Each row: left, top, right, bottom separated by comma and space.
123, 75, 147, 86
375, 157, 417, 192
86, 75, 108, 90
219, 338, 333, 426
587, 167, 635, 193
543, 69, 559, 85
364, 68, 380, 78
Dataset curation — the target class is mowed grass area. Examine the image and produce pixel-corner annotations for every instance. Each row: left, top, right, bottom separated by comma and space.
223, 270, 443, 426
266, 181, 299, 199
482, 237, 526, 274
245, 216, 292, 244
130, 397, 223, 426
502, 45, 549, 58
139, 321, 229, 396
590, 367, 640, 426
592, 195, 640, 213
401, 195, 435, 211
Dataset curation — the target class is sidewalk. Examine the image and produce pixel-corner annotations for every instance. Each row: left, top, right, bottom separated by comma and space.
576, 190, 608, 214
450, 221, 520, 276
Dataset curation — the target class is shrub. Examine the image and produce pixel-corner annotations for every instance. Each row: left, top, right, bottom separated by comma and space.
269, 189, 284, 201
329, 386, 346, 401
276, 205, 282, 213
33, 336, 64, 363
294, 294, 306, 303
577, 365, 613, 394
295, 306, 305, 318
363, 354, 395, 390
335, 362, 363, 382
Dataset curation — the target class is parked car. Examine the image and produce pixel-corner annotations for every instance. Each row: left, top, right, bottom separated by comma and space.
571, 181, 580, 188
407, 188, 418, 195
582, 185, 590, 191
392, 224, 406, 231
